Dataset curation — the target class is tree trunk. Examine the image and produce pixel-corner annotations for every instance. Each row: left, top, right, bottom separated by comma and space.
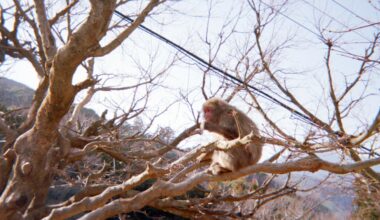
0, 1, 116, 219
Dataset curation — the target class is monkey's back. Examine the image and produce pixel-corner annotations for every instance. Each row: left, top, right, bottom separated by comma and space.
218, 107, 263, 169
204, 98, 263, 173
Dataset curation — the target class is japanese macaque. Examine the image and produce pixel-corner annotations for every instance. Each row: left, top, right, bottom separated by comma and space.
201, 98, 263, 175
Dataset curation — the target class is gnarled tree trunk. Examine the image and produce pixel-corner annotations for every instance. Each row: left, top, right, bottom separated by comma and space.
0, 1, 116, 219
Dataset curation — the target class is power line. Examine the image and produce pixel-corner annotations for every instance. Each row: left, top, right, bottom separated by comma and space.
114, 10, 317, 127
330, 0, 380, 33
261, 0, 372, 43
113, 10, 378, 156
301, 0, 373, 42
331, 0, 373, 24
258, 1, 322, 39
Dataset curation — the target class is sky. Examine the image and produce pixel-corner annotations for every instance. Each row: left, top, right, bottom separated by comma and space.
1, 0, 379, 160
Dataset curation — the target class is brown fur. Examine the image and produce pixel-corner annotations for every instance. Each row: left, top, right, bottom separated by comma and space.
202, 98, 263, 175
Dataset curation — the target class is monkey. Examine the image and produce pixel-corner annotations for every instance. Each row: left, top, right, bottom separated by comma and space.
200, 98, 263, 175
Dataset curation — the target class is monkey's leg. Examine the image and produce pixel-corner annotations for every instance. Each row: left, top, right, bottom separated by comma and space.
208, 161, 232, 175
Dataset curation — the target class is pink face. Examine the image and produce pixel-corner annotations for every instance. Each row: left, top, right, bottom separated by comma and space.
203, 106, 214, 122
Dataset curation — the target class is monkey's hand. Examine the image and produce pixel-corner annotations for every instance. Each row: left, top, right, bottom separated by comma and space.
197, 152, 211, 162
203, 122, 238, 140
191, 128, 204, 136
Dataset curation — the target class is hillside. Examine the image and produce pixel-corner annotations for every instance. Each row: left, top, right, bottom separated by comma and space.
0, 77, 34, 108
0, 77, 99, 120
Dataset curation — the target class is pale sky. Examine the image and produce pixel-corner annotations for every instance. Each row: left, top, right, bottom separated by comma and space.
1, 0, 379, 159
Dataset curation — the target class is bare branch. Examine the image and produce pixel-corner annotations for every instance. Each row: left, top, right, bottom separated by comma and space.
45, 164, 167, 220
92, 0, 163, 57
325, 40, 345, 132
84, 161, 107, 186
329, 22, 380, 33
350, 109, 380, 146
79, 154, 380, 219
48, 0, 79, 26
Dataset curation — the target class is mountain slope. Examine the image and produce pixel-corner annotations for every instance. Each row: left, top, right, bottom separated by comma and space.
0, 77, 99, 120
0, 77, 34, 108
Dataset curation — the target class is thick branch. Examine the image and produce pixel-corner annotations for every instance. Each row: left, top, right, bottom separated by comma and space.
34, 0, 57, 60
45, 164, 167, 220
34, 0, 117, 130
348, 149, 380, 182
0, 2, 118, 218
79, 154, 380, 219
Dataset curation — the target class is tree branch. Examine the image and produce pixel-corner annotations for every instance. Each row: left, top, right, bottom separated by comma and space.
45, 164, 167, 220
92, 0, 162, 57
79, 153, 380, 219
34, 0, 57, 60
350, 108, 380, 146
48, 0, 79, 26
325, 40, 345, 132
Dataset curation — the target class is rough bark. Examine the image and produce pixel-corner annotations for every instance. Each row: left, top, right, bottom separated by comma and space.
0, 1, 116, 219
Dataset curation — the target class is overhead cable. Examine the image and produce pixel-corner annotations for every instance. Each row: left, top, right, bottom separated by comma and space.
114, 10, 317, 126
113, 10, 379, 156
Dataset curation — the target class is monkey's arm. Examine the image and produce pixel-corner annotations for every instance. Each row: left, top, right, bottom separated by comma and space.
203, 122, 238, 140
231, 110, 243, 138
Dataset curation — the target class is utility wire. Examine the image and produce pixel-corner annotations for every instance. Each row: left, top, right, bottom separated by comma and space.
330, 0, 380, 33
331, 0, 374, 24
258, 1, 321, 39
113, 10, 379, 156
114, 10, 317, 127
301, 0, 373, 42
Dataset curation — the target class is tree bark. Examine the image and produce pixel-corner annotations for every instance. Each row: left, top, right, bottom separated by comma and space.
0, 1, 116, 219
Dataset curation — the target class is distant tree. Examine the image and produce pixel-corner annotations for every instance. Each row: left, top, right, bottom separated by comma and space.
353, 177, 380, 219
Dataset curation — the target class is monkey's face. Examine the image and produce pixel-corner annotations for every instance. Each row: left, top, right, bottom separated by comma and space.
203, 106, 217, 122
